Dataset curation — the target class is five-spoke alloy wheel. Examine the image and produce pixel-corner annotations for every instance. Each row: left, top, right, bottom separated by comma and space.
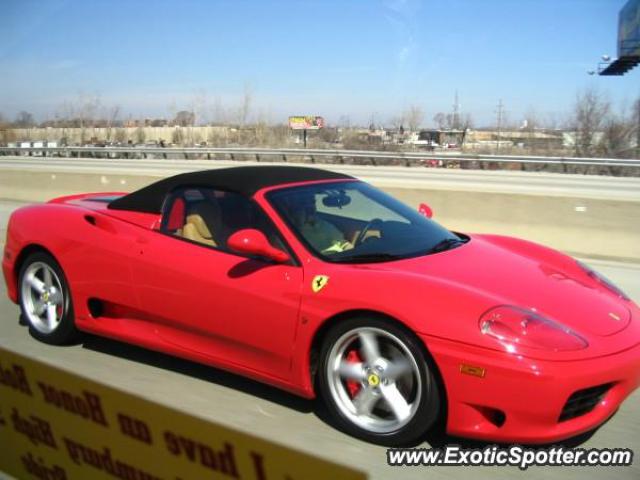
18, 252, 78, 344
318, 316, 441, 446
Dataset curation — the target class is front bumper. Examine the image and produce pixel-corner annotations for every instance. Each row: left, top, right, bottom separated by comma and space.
2, 247, 18, 303
424, 334, 640, 443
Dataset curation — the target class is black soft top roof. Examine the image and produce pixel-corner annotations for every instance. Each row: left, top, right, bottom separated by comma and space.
108, 165, 354, 213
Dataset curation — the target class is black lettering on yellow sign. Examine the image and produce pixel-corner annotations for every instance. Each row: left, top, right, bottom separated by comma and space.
117, 413, 153, 444
10, 408, 57, 448
37, 381, 109, 427
21, 452, 67, 480
0, 360, 33, 396
164, 430, 240, 477
62, 437, 162, 480
0, 346, 366, 480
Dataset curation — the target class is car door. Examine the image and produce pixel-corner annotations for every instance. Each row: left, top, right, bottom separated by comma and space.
63, 209, 140, 323
131, 187, 303, 381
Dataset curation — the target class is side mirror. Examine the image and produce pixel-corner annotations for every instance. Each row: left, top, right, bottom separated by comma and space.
418, 202, 433, 219
227, 229, 290, 263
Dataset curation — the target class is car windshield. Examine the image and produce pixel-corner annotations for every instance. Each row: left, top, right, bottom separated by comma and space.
268, 181, 466, 263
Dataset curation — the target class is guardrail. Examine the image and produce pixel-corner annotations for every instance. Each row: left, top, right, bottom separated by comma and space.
2, 146, 640, 171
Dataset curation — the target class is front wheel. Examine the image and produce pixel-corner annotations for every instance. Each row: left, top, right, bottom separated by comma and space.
18, 252, 78, 345
317, 316, 441, 446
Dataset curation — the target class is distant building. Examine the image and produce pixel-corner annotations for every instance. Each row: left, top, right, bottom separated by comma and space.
411, 129, 467, 149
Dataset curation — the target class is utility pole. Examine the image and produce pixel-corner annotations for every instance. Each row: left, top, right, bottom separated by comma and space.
452, 91, 460, 130
495, 99, 505, 152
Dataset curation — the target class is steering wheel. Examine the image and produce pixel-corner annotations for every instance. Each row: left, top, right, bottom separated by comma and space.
354, 218, 383, 247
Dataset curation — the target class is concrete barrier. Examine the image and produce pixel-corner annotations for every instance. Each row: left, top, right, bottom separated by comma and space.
0, 163, 638, 262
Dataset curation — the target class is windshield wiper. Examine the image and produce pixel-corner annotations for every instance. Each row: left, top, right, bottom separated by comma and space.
332, 253, 404, 264
428, 237, 466, 254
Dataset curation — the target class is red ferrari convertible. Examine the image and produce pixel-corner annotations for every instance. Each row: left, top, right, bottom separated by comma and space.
3, 166, 640, 445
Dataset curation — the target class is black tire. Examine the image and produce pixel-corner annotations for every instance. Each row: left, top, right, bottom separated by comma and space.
18, 251, 78, 345
317, 316, 442, 446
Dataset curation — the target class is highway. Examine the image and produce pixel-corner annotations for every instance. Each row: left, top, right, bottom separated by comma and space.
0, 199, 639, 480
2, 156, 639, 262
1, 156, 640, 200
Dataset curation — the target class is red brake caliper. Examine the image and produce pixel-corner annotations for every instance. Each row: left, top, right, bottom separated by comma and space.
345, 349, 363, 398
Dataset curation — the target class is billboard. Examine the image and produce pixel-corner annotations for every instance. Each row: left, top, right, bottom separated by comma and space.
619, 0, 640, 57
288, 116, 325, 130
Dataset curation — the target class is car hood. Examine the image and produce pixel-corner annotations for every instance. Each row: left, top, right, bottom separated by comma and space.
376, 234, 631, 338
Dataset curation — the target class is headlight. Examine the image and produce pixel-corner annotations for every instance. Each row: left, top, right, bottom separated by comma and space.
577, 261, 629, 301
479, 306, 588, 352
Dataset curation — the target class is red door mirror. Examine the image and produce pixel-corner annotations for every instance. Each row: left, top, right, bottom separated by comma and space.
418, 202, 433, 219
227, 229, 290, 263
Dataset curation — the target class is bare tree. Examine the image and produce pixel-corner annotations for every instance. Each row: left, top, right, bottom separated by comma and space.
114, 128, 127, 144
135, 124, 146, 144
172, 127, 184, 145
106, 106, 120, 142
173, 111, 195, 127
404, 105, 424, 132
190, 89, 208, 126
210, 96, 229, 125
572, 88, 610, 157
599, 100, 639, 158
433, 112, 447, 129
72, 93, 101, 144
390, 114, 406, 132
239, 84, 252, 126
461, 113, 474, 130
14, 111, 35, 127
521, 107, 539, 153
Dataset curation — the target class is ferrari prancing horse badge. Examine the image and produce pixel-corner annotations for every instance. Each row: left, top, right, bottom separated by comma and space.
312, 275, 329, 293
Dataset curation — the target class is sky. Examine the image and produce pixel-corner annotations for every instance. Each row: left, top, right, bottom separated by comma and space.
1, 0, 638, 127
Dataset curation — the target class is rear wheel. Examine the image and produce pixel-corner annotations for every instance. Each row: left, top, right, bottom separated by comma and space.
318, 316, 441, 446
18, 252, 78, 345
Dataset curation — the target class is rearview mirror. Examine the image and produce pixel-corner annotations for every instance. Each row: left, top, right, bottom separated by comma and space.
322, 193, 351, 208
227, 229, 290, 263
418, 203, 433, 219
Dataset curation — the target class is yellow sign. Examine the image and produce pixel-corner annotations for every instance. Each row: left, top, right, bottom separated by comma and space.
0, 346, 366, 480
311, 275, 329, 293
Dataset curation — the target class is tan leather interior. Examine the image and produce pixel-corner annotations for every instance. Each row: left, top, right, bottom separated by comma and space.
181, 214, 216, 246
